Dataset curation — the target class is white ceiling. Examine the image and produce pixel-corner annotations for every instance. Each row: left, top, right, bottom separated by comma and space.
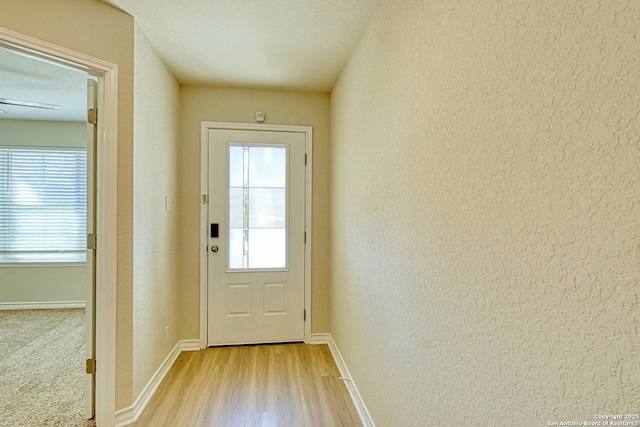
106, 0, 377, 92
0, 1, 376, 122
0, 47, 88, 122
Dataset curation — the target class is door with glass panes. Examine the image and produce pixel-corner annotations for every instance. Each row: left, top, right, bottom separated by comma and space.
207, 128, 306, 346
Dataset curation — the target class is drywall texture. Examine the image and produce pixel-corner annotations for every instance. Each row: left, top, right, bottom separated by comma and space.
0, 0, 135, 410
330, 0, 640, 425
0, 120, 86, 148
0, 266, 85, 304
109, 0, 377, 92
132, 23, 181, 400
178, 87, 331, 337
0, 121, 86, 304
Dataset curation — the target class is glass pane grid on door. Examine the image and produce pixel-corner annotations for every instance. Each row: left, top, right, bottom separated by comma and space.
228, 145, 287, 270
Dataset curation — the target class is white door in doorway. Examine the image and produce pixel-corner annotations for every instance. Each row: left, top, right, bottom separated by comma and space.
207, 128, 306, 346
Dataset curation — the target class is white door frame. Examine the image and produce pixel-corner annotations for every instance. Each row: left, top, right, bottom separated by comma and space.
0, 27, 118, 427
200, 121, 313, 348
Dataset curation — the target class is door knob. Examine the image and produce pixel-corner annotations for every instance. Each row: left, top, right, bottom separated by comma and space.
211, 245, 219, 253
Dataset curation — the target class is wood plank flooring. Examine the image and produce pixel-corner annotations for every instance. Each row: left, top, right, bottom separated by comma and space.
130, 343, 362, 427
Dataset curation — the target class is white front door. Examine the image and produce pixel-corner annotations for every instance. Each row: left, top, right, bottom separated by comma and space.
207, 128, 306, 346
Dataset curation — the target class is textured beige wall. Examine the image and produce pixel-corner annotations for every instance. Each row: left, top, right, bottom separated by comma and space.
0, 121, 86, 304
0, 266, 85, 303
132, 23, 181, 400
330, 0, 640, 425
178, 87, 331, 337
0, 0, 135, 409
0, 120, 85, 148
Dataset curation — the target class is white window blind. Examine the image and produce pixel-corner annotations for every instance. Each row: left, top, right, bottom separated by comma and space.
0, 147, 87, 263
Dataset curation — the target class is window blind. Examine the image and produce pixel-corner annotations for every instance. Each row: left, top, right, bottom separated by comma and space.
0, 147, 87, 263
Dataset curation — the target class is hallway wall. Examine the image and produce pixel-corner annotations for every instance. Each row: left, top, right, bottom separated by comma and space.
132, 22, 181, 402
329, 0, 640, 424
178, 86, 331, 338
0, 0, 136, 410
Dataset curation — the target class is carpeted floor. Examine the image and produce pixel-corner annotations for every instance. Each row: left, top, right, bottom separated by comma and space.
0, 309, 95, 427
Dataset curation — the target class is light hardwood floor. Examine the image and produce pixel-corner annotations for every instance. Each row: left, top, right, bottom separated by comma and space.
130, 343, 362, 427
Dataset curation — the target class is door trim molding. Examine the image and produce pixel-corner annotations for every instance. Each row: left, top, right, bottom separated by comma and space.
0, 27, 118, 427
199, 121, 313, 349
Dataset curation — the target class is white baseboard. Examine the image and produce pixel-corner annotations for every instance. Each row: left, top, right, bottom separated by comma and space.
307, 333, 331, 345
115, 339, 200, 427
0, 301, 85, 310
179, 339, 201, 352
309, 333, 375, 427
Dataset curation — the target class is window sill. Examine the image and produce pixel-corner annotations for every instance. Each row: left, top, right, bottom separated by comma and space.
0, 262, 87, 268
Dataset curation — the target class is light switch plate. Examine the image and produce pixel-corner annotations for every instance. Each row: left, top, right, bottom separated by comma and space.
165, 195, 172, 211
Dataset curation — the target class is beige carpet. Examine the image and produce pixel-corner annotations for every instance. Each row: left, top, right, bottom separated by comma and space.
0, 309, 95, 427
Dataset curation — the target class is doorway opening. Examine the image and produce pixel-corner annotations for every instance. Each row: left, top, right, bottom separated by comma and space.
0, 27, 118, 427
199, 122, 313, 348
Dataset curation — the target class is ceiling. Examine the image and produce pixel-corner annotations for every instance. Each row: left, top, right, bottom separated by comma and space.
0, 1, 376, 122
105, 0, 377, 92
0, 47, 88, 122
